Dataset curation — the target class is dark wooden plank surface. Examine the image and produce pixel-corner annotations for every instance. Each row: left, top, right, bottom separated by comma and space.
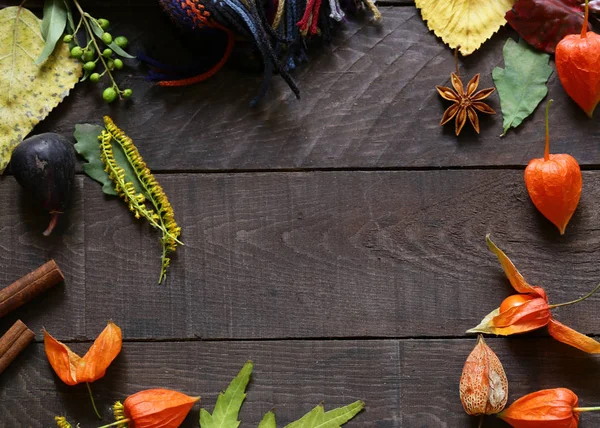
3, 1, 600, 427
3, 339, 600, 427
3, 170, 600, 341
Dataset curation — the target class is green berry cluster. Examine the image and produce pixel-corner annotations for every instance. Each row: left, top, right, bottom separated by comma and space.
65, 13, 132, 103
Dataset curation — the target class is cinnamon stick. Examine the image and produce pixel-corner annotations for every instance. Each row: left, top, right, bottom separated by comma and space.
0, 320, 35, 375
0, 260, 64, 318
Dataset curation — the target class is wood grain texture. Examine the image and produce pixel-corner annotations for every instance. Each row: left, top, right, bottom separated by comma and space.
2, 338, 600, 427
1, 3, 596, 171
0, 340, 400, 427
21, 169, 597, 341
0, 177, 85, 340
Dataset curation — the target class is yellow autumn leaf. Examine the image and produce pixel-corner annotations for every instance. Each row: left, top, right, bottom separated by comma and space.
0, 6, 81, 173
415, 0, 516, 56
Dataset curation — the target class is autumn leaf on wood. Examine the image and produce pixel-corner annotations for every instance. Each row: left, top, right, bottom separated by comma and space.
493, 38, 553, 135
0, 6, 81, 174
74, 124, 118, 196
285, 401, 365, 428
415, 0, 516, 55
506, 0, 591, 53
74, 124, 146, 197
258, 412, 277, 428
200, 361, 252, 428
200, 361, 365, 428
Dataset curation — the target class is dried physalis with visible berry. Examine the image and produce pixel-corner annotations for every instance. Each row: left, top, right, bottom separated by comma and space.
460, 335, 508, 427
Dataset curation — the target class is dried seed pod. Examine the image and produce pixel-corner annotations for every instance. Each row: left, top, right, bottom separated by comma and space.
460, 335, 508, 416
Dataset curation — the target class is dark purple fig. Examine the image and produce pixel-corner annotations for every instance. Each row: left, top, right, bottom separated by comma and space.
11, 133, 76, 236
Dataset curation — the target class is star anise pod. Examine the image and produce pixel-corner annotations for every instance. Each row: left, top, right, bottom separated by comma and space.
436, 73, 496, 136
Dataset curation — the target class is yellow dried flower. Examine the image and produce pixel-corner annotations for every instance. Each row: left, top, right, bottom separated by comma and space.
99, 117, 182, 283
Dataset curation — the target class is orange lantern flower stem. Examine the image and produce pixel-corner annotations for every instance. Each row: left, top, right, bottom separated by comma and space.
87, 382, 102, 420
477, 415, 483, 428
574, 406, 600, 412
96, 420, 131, 428
543, 100, 552, 161
548, 282, 600, 309
582, 0, 589, 38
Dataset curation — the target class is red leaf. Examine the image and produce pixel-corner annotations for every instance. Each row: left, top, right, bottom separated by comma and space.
506, 0, 592, 53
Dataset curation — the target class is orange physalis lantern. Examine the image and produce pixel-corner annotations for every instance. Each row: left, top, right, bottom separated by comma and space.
467, 236, 600, 354
524, 100, 582, 235
499, 388, 579, 427
460, 335, 508, 424
497, 388, 600, 427
120, 389, 200, 428
556, 0, 600, 117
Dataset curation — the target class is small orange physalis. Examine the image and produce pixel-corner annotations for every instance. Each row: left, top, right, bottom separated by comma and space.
460, 335, 508, 424
498, 388, 600, 427
524, 100, 582, 235
113, 389, 200, 428
556, 0, 600, 117
45, 321, 122, 418
467, 236, 600, 354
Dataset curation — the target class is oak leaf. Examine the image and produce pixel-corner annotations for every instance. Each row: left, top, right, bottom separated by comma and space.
0, 6, 81, 173
415, 0, 516, 55
506, 0, 591, 53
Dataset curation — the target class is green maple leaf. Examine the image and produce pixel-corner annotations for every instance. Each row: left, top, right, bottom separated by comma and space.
284, 401, 364, 428
200, 362, 364, 428
493, 38, 553, 136
258, 412, 276, 428
200, 361, 253, 428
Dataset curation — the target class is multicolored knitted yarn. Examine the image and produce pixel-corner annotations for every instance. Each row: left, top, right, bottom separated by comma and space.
152, 0, 381, 105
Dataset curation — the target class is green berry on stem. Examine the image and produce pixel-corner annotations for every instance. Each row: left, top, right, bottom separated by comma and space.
70, 46, 83, 58
113, 59, 124, 70
102, 48, 113, 58
63, 34, 73, 43
122, 89, 133, 98
102, 32, 113, 44
83, 61, 96, 71
107, 60, 115, 70
90, 73, 101, 83
114, 36, 128, 48
103, 87, 118, 103
98, 18, 110, 30
82, 49, 96, 62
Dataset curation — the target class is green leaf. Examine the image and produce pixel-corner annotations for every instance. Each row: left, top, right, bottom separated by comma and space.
74, 123, 146, 197
74, 124, 117, 195
258, 412, 277, 428
200, 361, 253, 428
37, 0, 68, 64
64, 0, 76, 33
285, 401, 365, 428
108, 40, 136, 59
492, 38, 553, 136
88, 15, 135, 59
